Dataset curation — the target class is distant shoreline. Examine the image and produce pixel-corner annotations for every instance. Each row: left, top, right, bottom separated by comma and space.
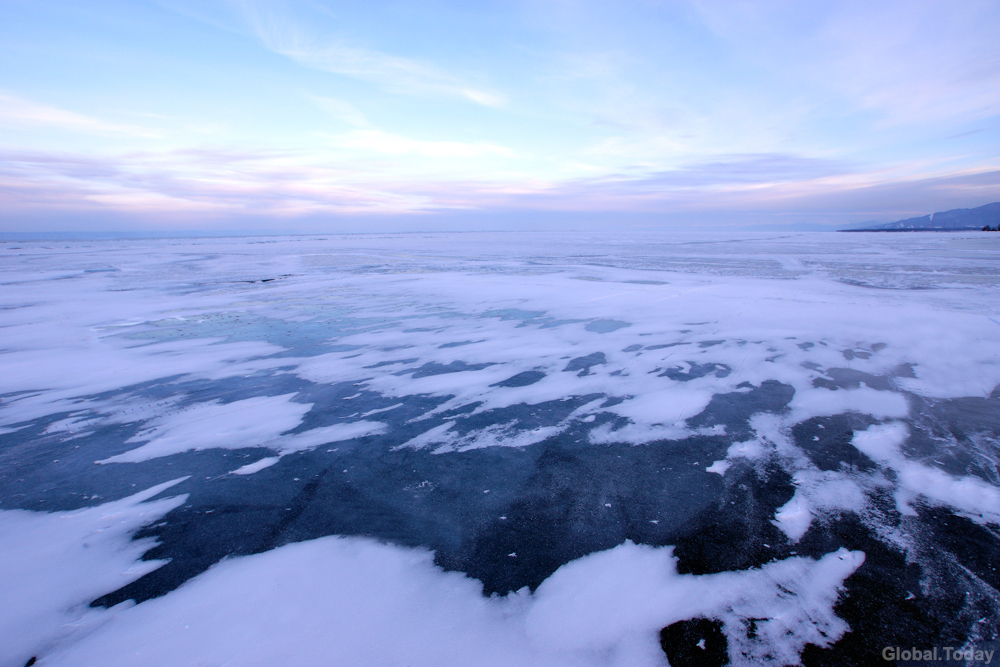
838, 228, 985, 233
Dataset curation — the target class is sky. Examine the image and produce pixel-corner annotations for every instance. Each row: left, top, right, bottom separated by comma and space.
1, 0, 999, 233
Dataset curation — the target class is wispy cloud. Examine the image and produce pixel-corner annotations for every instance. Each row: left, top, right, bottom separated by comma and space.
0, 93, 161, 138
237, 1, 505, 107
0, 148, 434, 216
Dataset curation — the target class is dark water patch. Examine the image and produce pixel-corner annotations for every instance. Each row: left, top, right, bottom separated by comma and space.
585, 319, 631, 333
440, 435, 729, 595
563, 352, 606, 376
490, 370, 546, 388
88, 416, 733, 604
539, 319, 586, 329
660, 618, 729, 667
670, 461, 795, 575
904, 392, 1000, 484
482, 308, 545, 322
122, 311, 394, 358
687, 380, 795, 440
795, 506, 1000, 667
445, 396, 604, 444
398, 361, 495, 378
622, 344, 642, 352
812, 367, 893, 391
919, 506, 1000, 590
699, 340, 725, 348
659, 362, 731, 381
837, 278, 934, 291
438, 340, 481, 348
646, 342, 689, 350
792, 414, 880, 473
363, 357, 419, 369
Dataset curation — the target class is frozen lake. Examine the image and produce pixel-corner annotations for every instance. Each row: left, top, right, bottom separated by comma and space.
1, 231, 999, 666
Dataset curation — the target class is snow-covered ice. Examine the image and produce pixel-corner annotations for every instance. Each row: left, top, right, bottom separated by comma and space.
1, 231, 999, 666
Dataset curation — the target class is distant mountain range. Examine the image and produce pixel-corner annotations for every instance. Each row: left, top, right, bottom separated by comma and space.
841, 201, 1000, 231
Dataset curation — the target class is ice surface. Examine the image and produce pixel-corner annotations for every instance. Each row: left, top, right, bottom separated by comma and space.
1, 231, 999, 665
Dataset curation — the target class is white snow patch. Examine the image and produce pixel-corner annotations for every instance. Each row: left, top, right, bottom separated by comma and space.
706, 460, 730, 475
398, 421, 458, 450
773, 493, 813, 541
773, 470, 869, 542
527, 541, 864, 665
100, 394, 311, 463
275, 421, 387, 454
788, 386, 909, 423
0, 480, 188, 667
31, 536, 863, 667
232, 456, 281, 475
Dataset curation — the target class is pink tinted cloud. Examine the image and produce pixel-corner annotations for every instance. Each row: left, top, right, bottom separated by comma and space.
2, 148, 999, 229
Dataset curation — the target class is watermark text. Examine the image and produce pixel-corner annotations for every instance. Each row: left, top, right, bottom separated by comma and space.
882, 646, 994, 663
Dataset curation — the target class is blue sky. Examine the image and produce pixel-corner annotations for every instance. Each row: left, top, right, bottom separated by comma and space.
1, 0, 999, 231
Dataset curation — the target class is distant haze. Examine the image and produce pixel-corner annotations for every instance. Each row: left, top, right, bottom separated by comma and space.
1, 1, 999, 232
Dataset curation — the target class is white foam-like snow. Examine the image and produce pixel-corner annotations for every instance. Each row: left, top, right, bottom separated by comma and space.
0, 480, 188, 667
274, 421, 387, 454
773, 493, 814, 542
773, 471, 868, 542
232, 456, 281, 475
24, 528, 863, 667
787, 386, 910, 422
98, 394, 386, 464
706, 460, 730, 475
99, 394, 312, 463
528, 542, 864, 665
